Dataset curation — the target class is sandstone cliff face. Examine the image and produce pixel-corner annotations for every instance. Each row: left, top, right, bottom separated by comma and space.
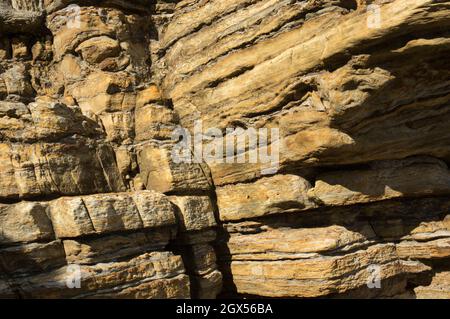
0, 0, 449, 299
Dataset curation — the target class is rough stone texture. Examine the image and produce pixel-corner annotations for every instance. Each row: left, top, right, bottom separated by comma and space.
311, 157, 450, 206
137, 142, 213, 194
5, 252, 190, 299
216, 174, 317, 221
415, 272, 450, 299
169, 196, 216, 232
223, 244, 423, 298
1, 0, 450, 299
0, 201, 54, 244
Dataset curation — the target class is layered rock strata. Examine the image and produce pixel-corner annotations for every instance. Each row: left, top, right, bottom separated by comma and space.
0, 0, 449, 298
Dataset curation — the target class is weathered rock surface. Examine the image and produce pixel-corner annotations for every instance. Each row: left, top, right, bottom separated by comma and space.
415, 272, 450, 299
216, 174, 317, 221
1, 0, 450, 299
5, 252, 190, 299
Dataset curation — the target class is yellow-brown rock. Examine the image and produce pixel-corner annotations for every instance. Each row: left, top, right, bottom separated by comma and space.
0, 202, 54, 244
225, 244, 424, 298
48, 191, 177, 238
415, 272, 450, 299
310, 157, 450, 206
137, 143, 213, 194
1, 0, 450, 300
216, 174, 317, 221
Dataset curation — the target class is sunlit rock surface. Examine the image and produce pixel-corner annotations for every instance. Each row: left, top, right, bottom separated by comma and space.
0, 0, 449, 299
